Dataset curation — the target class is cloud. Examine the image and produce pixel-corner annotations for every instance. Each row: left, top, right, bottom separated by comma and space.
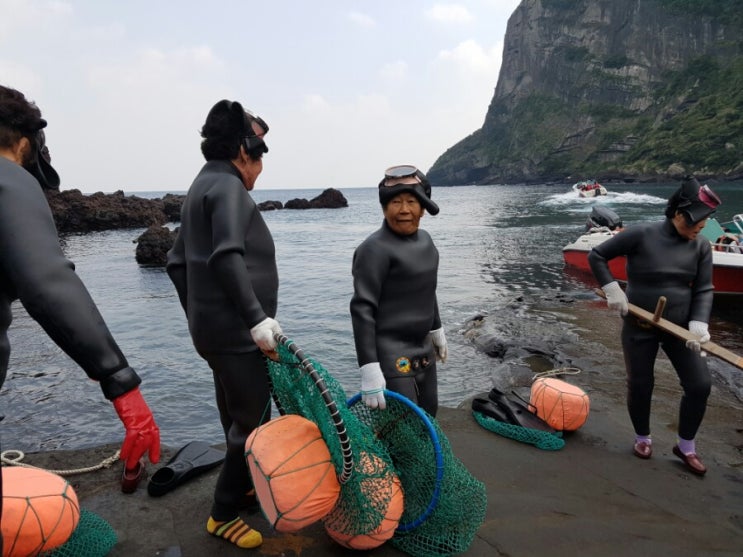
0, 60, 44, 94
437, 39, 504, 75
425, 4, 473, 24
302, 94, 331, 112
406, 38, 507, 157
347, 11, 375, 28
260, 92, 401, 188
379, 60, 408, 80
87, 45, 225, 90
0, 0, 72, 42
1, 1, 521, 192
46, 45, 233, 191
85, 22, 127, 42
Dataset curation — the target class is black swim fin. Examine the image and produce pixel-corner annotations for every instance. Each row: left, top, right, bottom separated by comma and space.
471, 397, 510, 423
488, 388, 556, 433
148, 441, 225, 497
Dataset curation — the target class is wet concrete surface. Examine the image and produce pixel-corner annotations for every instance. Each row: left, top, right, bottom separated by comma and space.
8, 304, 743, 556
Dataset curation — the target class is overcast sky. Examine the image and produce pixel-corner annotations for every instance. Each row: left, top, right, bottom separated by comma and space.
2, 0, 521, 193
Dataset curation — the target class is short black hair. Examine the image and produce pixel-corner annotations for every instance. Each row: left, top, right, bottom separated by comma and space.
0, 85, 45, 149
199, 99, 266, 162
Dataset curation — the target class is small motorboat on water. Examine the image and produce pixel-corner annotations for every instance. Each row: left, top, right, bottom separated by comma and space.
572, 180, 607, 198
562, 207, 743, 296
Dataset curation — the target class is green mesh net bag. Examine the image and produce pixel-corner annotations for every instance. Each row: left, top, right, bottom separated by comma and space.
473, 411, 565, 451
46, 509, 117, 557
266, 337, 398, 538
348, 392, 487, 556
267, 336, 487, 556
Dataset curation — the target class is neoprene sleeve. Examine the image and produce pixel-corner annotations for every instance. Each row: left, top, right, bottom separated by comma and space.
0, 158, 140, 399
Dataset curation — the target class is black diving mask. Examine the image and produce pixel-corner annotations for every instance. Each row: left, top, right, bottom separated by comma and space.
24, 126, 60, 190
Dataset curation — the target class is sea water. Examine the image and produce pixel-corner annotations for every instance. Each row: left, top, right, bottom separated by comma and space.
3, 183, 742, 451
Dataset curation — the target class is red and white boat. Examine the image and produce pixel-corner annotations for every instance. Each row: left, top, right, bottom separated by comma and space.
572, 180, 607, 197
563, 208, 743, 296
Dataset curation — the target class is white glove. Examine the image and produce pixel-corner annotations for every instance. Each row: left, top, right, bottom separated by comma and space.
430, 328, 448, 363
685, 320, 710, 353
250, 317, 282, 352
360, 362, 386, 410
602, 281, 628, 317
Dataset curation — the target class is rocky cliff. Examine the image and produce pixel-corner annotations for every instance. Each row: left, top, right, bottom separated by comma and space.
428, 0, 743, 185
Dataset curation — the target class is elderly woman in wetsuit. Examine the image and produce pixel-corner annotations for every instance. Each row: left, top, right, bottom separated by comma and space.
166, 100, 282, 549
588, 176, 721, 476
350, 165, 447, 417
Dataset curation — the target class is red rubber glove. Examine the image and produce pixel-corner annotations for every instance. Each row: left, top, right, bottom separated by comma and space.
113, 387, 161, 469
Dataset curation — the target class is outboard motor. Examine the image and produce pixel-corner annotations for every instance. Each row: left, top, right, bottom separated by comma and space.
586, 206, 622, 231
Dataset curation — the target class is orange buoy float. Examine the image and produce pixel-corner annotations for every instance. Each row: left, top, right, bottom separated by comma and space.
530, 377, 590, 431
244, 414, 340, 533
324, 451, 404, 550
1, 467, 80, 557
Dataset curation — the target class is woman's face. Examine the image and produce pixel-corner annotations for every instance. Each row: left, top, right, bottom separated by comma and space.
237, 149, 263, 191
672, 212, 707, 240
383, 192, 424, 236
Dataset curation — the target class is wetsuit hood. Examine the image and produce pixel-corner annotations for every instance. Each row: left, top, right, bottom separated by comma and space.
378, 167, 439, 215
666, 176, 720, 224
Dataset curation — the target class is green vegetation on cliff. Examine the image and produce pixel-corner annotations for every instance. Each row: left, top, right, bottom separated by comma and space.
428, 0, 743, 185
625, 56, 743, 172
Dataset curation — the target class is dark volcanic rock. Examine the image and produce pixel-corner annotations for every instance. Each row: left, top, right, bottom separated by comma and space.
135, 225, 177, 266
309, 188, 348, 208
285, 188, 348, 210
42, 187, 349, 268
285, 197, 312, 209
258, 200, 283, 211
162, 193, 185, 222
45, 189, 168, 233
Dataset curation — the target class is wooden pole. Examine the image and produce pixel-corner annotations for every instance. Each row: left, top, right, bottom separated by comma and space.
652, 296, 666, 322
595, 289, 743, 370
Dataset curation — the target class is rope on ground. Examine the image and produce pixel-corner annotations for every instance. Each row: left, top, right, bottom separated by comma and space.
532, 367, 582, 382
0, 449, 121, 476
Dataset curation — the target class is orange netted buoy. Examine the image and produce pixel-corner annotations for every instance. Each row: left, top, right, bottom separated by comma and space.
530, 377, 590, 431
324, 451, 404, 550
1, 467, 80, 557
245, 414, 340, 532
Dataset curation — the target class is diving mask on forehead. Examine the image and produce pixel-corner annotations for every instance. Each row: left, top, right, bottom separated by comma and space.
378, 164, 440, 215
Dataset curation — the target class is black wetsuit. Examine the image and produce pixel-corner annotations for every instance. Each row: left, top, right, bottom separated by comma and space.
1, 158, 142, 545
588, 219, 713, 440
351, 220, 441, 416
166, 159, 278, 520
0, 157, 142, 398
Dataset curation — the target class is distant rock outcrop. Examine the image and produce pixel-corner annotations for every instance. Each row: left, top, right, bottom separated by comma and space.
283, 188, 349, 210
306, 188, 348, 209
44, 187, 349, 267
285, 197, 312, 209
134, 225, 177, 266
44, 189, 170, 233
45, 187, 348, 235
258, 200, 283, 211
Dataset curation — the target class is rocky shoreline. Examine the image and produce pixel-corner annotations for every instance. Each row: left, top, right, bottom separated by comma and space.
43, 187, 348, 265
45, 187, 348, 234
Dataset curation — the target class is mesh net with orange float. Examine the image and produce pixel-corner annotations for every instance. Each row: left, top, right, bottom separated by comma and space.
245, 334, 487, 555
1, 465, 117, 557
